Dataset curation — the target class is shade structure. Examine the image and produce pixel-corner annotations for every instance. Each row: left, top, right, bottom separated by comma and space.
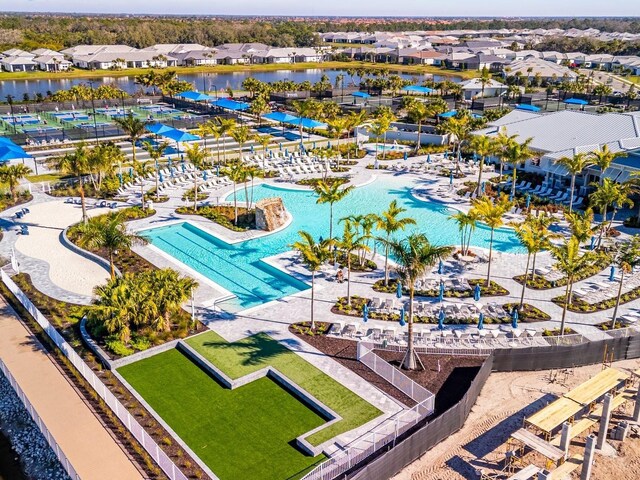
263, 111, 299, 124
159, 128, 200, 143
0, 139, 31, 161
176, 91, 214, 102
288, 117, 327, 129
403, 85, 434, 94
564, 98, 588, 106
352, 91, 371, 98
515, 104, 541, 112
146, 123, 173, 135
211, 98, 250, 111
438, 110, 458, 118
396, 281, 403, 299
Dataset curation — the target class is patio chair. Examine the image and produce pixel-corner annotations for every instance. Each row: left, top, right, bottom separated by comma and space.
328, 321, 344, 335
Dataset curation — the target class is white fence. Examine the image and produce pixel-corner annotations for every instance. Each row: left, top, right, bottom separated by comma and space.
1, 269, 189, 480
0, 358, 80, 480
300, 343, 436, 480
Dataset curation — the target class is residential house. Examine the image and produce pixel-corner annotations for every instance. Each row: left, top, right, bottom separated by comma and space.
460, 78, 508, 99
505, 57, 578, 82
142, 44, 216, 66
33, 54, 72, 71
402, 50, 447, 65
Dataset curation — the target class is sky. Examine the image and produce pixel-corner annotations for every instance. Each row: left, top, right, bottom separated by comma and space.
4, 0, 640, 17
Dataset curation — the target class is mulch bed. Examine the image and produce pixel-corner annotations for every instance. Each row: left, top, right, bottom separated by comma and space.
289, 323, 484, 415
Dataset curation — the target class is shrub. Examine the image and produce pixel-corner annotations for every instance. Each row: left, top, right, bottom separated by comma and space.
130, 336, 151, 351
176, 205, 255, 232
105, 338, 134, 357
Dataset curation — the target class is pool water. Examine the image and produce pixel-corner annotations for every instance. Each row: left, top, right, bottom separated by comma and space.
144, 175, 523, 311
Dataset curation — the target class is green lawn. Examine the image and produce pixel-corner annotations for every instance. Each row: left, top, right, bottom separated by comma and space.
118, 348, 327, 480
185, 331, 381, 445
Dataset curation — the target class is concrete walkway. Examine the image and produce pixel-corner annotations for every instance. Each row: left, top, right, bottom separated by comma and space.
0, 296, 142, 480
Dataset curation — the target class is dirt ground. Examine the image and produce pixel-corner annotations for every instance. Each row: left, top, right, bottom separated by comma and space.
393, 359, 640, 480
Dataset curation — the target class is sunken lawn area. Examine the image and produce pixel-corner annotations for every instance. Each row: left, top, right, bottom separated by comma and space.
118, 348, 327, 480
185, 331, 382, 445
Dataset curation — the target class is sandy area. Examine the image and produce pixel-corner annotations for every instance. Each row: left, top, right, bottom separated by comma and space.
14, 200, 111, 297
394, 359, 640, 480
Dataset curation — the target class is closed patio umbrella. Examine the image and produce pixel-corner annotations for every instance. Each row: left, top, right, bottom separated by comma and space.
438, 308, 445, 330
590, 236, 596, 250
474, 284, 481, 302
511, 307, 519, 329
403, 151, 408, 161
203, 170, 208, 181
158, 171, 164, 183
610, 266, 616, 282
449, 171, 454, 185
525, 194, 531, 209
363, 303, 369, 323
399, 307, 406, 327
117, 172, 123, 185
396, 281, 403, 299
478, 312, 484, 330
427, 154, 431, 163
438, 281, 445, 302
438, 259, 444, 275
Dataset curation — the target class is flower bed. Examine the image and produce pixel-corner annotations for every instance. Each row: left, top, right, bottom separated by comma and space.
296, 176, 349, 188
335, 253, 377, 272
551, 283, 640, 313
181, 187, 208, 202
0, 192, 33, 212
513, 251, 612, 290
502, 303, 551, 322
372, 278, 508, 298
175, 205, 255, 232
143, 188, 169, 203
541, 327, 576, 337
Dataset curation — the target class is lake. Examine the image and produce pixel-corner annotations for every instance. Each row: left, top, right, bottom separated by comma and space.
0, 68, 459, 99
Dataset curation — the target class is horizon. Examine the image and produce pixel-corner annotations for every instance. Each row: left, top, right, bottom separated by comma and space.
4, 0, 640, 17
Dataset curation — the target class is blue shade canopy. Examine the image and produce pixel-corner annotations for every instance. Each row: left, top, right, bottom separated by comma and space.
438, 110, 458, 118
211, 98, 250, 111
263, 112, 298, 123
352, 91, 371, 98
564, 98, 588, 105
403, 85, 434, 94
0, 138, 31, 161
515, 104, 541, 112
159, 128, 200, 142
288, 117, 327, 129
176, 91, 214, 101
146, 123, 173, 135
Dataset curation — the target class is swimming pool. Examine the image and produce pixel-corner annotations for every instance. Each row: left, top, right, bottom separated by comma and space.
143, 175, 523, 311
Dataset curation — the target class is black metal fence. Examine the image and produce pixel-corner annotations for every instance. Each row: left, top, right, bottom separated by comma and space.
345, 355, 494, 480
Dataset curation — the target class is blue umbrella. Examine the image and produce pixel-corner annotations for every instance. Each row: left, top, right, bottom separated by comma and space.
590, 236, 596, 251
168, 158, 172, 167
181, 162, 186, 173
438, 259, 444, 275
473, 152, 478, 161
478, 312, 485, 330
158, 171, 164, 183
170, 167, 175, 178
438, 281, 445, 302
399, 308, 406, 327
129, 167, 133, 179
327, 141, 331, 149
444, 152, 449, 160
313, 141, 316, 149
250, 144, 254, 153
396, 281, 403, 299
474, 284, 481, 302
216, 165, 220, 177
285, 148, 289, 156
438, 308, 445, 330
203, 170, 208, 181
449, 171, 454, 185
403, 151, 408, 161
279, 142, 283, 151
511, 308, 519, 329
525, 194, 531, 209
481, 181, 486, 193
509, 192, 514, 202
427, 154, 431, 163
117, 172, 123, 185
363, 303, 369, 323
610, 266, 616, 282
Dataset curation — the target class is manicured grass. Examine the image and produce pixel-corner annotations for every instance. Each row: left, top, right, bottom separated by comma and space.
186, 331, 382, 445
118, 348, 327, 480
27, 173, 68, 183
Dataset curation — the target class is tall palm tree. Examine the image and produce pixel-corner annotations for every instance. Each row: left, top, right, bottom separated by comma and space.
292, 99, 321, 142
291, 231, 330, 329
76, 211, 146, 279
405, 99, 429, 153
387, 234, 453, 370
135, 160, 154, 209
366, 118, 391, 160
245, 164, 263, 209
337, 220, 369, 305
345, 110, 368, 160
437, 115, 471, 174
528, 212, 556, 281
216, 117, 236, 164
493, 128, 518, 179
590, 145, 626, 186
142, 140, 170, 202
512, 216, 546, 309
469, 135, 495, 197
327, 116, 348, 162
374, 200, 416, 286
505, 136, 534, 198
450, 211, 477, 257
0, 164, 32, 201
471, 194, 512, 286
565, 208, 597, 246
590, 178, 633, 246
313, 180, 355, 239
148, 268, 197, 332
254, 135, 273, 169
225, 163, 248, 224
230, 125, 252, 163
55, 143, 90, 223
185, 143, 207, 211
93, 279, 133, 342
610, 236, 640, 328
551, 236, 597, 335
112, 113, 148, 165
555, 153, 593, 212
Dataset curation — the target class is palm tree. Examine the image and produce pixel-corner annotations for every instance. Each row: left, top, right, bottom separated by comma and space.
590, 145, 626, 186
245, 164, 263, 209
112, 114, 148, 165
471, 194, 512, 286
365, 117, 391, 160
254, 135, 273, 169
493, 128, 518, 179
135, 160, 154, 209
225, 163, 248, 224
327, 116, 348, 162
148, 268, 197, 332
437, 115, 471, 174
610, 236, 640, 328
528, 212, 557, 281
291, 231, 330, 329
185, 143, 207, 211
313, 180, 355, 239
550, 236, 597, 335
387, 234, 453, 370
337, 220, 369, 305
468, 135, 495, 197
591, 178, 633, 246
555, 152, 593, 213
505, 136, 534, 198
405, 99, 429, 153
0, 164, 32, 201
450, 211, 477, 257
216, 117, 236, 164
142, 140, 170, 202
512, 216, 546, 309
230, 125, 252, 163
75, 211, 146, 279
55, 143, 90, 223
372, 200, 416, 286
292, 99, 321, 143
93, 279, 133, 342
